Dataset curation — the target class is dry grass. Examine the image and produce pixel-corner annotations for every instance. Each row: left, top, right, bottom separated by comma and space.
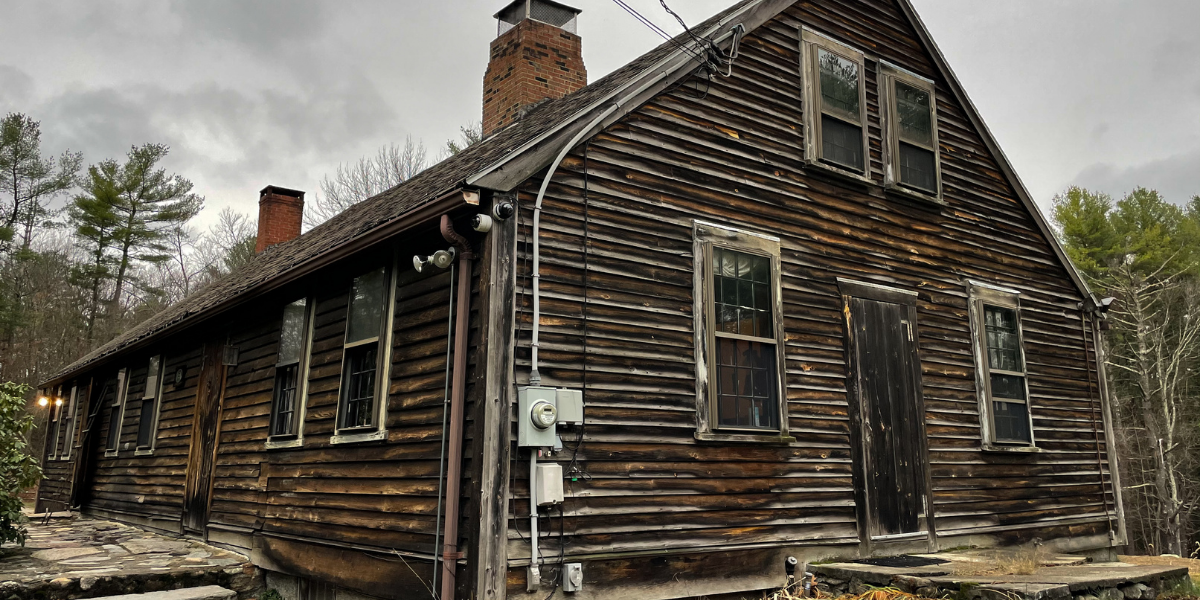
760, 584, 938, 600
947, 545, 1052, 577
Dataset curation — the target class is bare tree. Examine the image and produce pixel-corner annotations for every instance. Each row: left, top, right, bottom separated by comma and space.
304, 138, 428, 228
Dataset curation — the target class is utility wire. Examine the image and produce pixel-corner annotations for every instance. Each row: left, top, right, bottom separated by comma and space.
610, 0, 707, 66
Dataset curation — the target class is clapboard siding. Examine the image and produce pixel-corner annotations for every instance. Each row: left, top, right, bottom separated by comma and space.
502, 0, 1114, 576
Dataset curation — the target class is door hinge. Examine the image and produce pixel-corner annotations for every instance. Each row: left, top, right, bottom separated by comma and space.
901, 319, 914, 342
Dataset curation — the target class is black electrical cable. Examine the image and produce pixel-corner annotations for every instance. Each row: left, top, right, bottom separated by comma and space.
610, 0, 707, 66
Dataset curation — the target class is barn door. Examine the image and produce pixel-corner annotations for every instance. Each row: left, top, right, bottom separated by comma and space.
845, 290, 932, 546
183, 342, 228, 535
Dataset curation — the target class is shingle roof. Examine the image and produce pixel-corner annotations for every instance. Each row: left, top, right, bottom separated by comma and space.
45, 1, 757, 385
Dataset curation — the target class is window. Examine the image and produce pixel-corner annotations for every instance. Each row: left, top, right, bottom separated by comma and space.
105, 369, 130, 456
881, 61, 941, 199
48, 387, 64, 460
801, 29, 869, 176
335, 266, 394, 439
61, 385, 79, 460
693, 222, 790, 441
136, 356, 164, 452
969, 282, 1034, 447
270, 299, 312, 440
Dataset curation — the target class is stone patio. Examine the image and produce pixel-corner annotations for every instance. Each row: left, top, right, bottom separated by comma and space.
0, 513, 262, 600
809, 551, 1191, 600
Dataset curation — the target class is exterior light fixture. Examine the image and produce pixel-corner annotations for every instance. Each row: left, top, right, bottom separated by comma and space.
55, 398, 63, 406
38, 397, 49, 407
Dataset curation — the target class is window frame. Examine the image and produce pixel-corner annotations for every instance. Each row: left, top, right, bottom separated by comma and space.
47, 385, 65, 461
331, 260, 398, 444
60, 384, 80, 461
104, 369, 130, 457
692, 221, 792, 443
800, 28, 871, 180
967, 281, 1037, 450
135, 355, 165, 455
879, 60, 943, 202
267, 297, 315, 448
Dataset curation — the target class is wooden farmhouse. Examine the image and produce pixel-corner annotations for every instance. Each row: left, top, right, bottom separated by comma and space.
34, 0, 1126, 598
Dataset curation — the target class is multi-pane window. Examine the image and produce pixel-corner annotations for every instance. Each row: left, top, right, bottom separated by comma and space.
105, 370, 129, 456
61, 385, 79, 460
136, 356, 163, 451
970, 283, 1034, 446
713, 248, 778, 429
48, 387, 64, 460
694, 222, 787, 439
338, 267, 389, 433
882, 62, 941, 198
271, 299, 311, 438
802, 30, 868, 176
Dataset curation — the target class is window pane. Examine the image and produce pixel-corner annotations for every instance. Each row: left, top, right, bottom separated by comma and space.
993, 400, 1031, 443
899, 143, 937, 192
106, 404, 122, 452
347, 268, 387, 344
991, 373, 1026, 401
271, 364, 300, 436
145, 356, 161, 399
818, 49, 860, 122
278, 299, 308, 365
895, 81, 933, 146
714, 339, 778, 429
340, 343, 378, 429
137, 400, 156, 448
821, 115, 864, 171
713, 248, 772, 338
984, 306, 1022, 371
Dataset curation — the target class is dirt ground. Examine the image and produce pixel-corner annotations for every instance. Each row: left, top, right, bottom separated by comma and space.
1121, 555, 1200, 582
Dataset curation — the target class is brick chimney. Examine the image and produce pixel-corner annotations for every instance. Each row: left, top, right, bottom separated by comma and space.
483, 0, 586, 136
255, 185, 304, 253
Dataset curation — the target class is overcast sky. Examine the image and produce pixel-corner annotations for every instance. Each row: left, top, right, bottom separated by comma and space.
2, 0, 1197, 230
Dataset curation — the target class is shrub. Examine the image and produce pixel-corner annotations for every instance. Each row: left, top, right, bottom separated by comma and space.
1, 381, 43, 546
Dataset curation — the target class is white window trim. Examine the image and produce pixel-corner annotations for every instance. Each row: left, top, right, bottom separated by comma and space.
331, 258, 399, 444
135, 355, 166, 456
800, 27, 871, 182
48, 385, 65, 461
266, 297, 316, 450
692, 221, 793, 444
879, 59, 943, 203
967, 281, 1038, 451
61, 384, 80, 461
105, 369, 130, 458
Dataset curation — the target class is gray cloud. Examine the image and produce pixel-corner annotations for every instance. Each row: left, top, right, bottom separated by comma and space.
0, 65, 34, 108
1072, 149, 1200, 206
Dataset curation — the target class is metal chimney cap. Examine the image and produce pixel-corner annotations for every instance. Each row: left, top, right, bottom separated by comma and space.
494, 0, 581, 35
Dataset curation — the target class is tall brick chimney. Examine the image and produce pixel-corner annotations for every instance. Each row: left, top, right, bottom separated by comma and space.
483, 0, 586, 136
255, 185, 304, 253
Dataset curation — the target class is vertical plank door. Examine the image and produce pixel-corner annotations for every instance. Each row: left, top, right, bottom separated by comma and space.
182, 341, 228, 535
849, 297, 929, 540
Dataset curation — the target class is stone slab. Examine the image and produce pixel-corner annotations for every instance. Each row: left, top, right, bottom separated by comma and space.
31, 547, 102, 561
88, 585, 236, 600
121, 539, 193, 555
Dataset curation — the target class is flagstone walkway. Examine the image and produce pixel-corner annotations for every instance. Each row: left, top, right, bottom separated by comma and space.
0, 514, 261, 599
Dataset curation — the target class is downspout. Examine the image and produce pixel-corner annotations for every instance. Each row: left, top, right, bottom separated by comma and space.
440, 214, 475, 600
1080, 309, 1114, 541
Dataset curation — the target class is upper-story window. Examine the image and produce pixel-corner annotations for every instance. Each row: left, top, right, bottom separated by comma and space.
60, 384, 80, 460
270, 298, 312, 439
693, 222, 790, 442
335, 266, 394, 440
881, 61, 941, 199
136, 355, 164, 453
801, 29, 869, 177
969, 282, 1034, 447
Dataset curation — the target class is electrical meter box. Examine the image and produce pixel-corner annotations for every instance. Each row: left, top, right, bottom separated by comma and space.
518, 386, 558, 447
555, 388, 584, 425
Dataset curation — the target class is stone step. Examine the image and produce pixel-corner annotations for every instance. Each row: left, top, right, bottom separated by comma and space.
88, 585, 236, 600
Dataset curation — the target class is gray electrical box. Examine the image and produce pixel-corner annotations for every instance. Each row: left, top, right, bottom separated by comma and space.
518, 386, 558, 447
563, 563, 584, 592
535, 463, 564, 506
555, 388, 584, 425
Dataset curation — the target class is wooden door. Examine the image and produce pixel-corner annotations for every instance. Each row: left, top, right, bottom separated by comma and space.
847, 296, 930, 542
183, 342, 228, 534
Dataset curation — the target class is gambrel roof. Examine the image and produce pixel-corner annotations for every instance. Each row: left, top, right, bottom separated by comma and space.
44, 0, 1093, 386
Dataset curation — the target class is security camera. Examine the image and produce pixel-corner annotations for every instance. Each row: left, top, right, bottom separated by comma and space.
493, 200, 515, 221
472, 213, 494, 233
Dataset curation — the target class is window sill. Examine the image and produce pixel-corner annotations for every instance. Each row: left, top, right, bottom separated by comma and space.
134, 449, 154, 456
982, 443, 1040, 453
695, 431, 796, 445
804, 159, 875, 188
104, 451, 119, 458
265, 437, 304, 450
330, 429, 387, 445
884, 182, 946, 207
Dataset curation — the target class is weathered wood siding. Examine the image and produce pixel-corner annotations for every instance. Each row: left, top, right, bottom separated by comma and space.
503, 0, 1115, 587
